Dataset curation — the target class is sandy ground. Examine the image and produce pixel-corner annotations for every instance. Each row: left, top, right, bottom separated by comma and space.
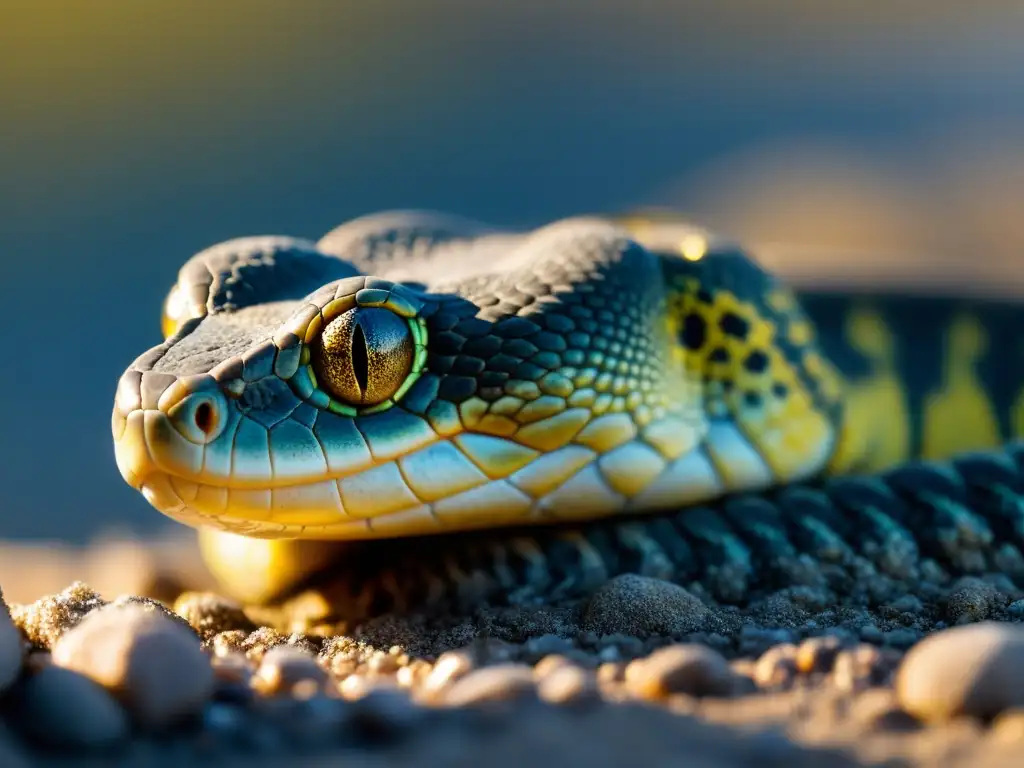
1, 536, 1023, 767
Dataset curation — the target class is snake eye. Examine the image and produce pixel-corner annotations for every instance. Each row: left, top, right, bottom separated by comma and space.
311, 307, 415, 406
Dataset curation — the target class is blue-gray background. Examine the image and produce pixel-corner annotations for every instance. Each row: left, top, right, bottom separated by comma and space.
2, 1, 1023, 541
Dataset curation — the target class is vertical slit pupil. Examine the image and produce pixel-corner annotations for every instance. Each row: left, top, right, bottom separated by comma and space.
352, 323, 369, 397
194, 402, 214, 434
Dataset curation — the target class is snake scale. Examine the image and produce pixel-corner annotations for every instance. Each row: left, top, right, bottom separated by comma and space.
112, 210, 1024, 615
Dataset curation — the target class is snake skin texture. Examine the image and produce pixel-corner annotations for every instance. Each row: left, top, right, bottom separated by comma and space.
258, 442, 1024, 619
111, 210, 1024, 604
114, 214, 842, 539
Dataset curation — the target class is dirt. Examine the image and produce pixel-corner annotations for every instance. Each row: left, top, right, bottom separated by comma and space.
0, 536, 1023, 766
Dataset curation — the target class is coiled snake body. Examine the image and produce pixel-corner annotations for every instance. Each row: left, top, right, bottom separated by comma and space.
112, 211, 1024, 609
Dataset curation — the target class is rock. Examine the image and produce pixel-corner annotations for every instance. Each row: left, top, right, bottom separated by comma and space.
990, 708, 1024, 743
10, 582, 106, 649
173, 591, 256, 641
625, 644, 736, 700
896, 622, 1024, 722
339, 673, 404, 701
754, 644, 799, 690
253, 645, 326, 696
211, 651, 254, 685
51, 603, 214, 730
832, 644, 901, 693
210, 630, 250, 658
365, 650, 402, 676
596, 662, 627, 686
582, 575, 710, 637
9, 665, 129, 749
442, 664, 538, 707
396, 659, 432, 689
211, 652, 254, 704
945, 578, 1003, 624
536, 664, 600, 706
234, 627, 317, 662
420, 649, 477, 699
795, 635, 844, 675
0, 586, 24, 693
533, 654, 578, 679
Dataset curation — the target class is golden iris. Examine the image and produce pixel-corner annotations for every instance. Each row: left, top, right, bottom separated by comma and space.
311, 307, 414, 406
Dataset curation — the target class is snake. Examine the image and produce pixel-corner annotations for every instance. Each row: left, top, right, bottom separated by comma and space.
112, 210, 1024, 611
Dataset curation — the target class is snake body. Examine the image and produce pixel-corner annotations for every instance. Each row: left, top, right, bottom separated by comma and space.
112, 211, 1024, 607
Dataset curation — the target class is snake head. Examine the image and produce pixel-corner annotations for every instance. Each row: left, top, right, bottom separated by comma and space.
114, 212, 843, 541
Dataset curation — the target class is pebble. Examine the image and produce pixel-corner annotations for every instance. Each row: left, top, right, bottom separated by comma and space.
989, 707, 1024, 743
211, 652, 253, 686
420, 648, 477, 698
9, 664, 130, 749
211, 630, 250, 658
536, 664, 600, 706
396, 659, 431, 689
0, 586, 24, 693
625, 644, 735, 700
339, 673, 405, 701
945, 578, 1003, 625
365, 650, 402, 676
596, 661, 627, 686
582, 575, 710, 637
237, 627, 318, 661
795, 635, 844, 675
51, 603, 214, 730
10, 581, 106, 649
896, 622, 1024, 722
832, 645, 901, 693
252, 645, 326, 696
442, 664, 538, 706
533, 653, 578, 678
174, 591, 256, 641
753, 643, 799, 690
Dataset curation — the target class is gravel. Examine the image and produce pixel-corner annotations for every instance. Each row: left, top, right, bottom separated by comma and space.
51, 602, 214, 730
582, 574, 713, 637
625, 643, 737, 699
2, 539, 1024, 766
6, 663, 131, 749
895, 622, 1024, 722
442, 664, 538, 706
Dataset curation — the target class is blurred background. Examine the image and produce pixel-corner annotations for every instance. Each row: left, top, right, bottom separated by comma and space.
2, 0, 1023, 546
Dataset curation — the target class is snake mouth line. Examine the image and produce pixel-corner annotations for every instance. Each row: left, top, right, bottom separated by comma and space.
115, 394, 828, 543
113, 405, 393, 493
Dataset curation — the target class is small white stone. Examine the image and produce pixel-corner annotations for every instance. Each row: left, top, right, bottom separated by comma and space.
896, 622, 1024, 722
52, 603, 214, 730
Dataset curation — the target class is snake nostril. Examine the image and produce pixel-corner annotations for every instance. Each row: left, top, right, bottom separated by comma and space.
167, 391, 227, 445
